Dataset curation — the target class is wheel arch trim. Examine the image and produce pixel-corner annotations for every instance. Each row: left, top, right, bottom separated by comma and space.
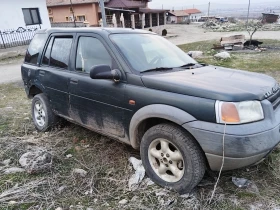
129, 104, 196, 149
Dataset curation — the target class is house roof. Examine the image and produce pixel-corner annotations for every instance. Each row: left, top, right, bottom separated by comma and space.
46, 0, 109, 7
139, 8, 168, 13
168, 10, 189, 17
185, 9, 201, 14
106, 0, 147, 8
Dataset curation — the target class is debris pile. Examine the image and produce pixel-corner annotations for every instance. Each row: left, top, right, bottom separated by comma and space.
202, 20, 280, 32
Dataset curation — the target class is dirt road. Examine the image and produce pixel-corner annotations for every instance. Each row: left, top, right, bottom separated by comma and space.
0, 59, 23, 84
165, 23, 280, 45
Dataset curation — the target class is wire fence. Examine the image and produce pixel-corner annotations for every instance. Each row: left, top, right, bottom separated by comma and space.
0, 26, 40, 49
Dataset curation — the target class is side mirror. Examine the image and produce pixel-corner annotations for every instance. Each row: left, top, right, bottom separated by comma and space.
89, 65, 121, 82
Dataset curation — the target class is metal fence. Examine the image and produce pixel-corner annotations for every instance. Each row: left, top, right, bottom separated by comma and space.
0, 26, 40, 49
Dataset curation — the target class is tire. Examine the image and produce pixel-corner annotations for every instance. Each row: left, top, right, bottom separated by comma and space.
31, 93, 59, 132
140, 123, 206, 194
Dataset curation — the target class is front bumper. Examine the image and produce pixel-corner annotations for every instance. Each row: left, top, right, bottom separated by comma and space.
183, 100, 280, 171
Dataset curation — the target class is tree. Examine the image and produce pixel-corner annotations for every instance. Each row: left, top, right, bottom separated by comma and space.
246, 19, 263, 46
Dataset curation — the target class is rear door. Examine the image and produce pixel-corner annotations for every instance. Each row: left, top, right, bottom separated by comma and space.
68, 33, 127, 137
39, 34, 75, 117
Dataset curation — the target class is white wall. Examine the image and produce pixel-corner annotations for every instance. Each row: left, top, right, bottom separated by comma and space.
0, 0, 51, 30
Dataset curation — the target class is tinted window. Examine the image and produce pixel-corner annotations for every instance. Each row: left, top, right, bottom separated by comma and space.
25, 33, 47, 64
76, 37, 112, 73
50, 38, 73, 69
42, 37, 54, 65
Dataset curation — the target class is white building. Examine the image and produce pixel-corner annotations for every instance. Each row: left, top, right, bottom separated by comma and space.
0, 0, 51, 30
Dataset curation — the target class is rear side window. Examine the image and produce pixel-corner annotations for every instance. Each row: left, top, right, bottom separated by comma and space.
42, 37, 54, 65
25, 33, 47, 64
50, 37, 73, 69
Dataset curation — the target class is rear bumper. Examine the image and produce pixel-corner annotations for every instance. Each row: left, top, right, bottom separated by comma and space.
183, 100, 280, 171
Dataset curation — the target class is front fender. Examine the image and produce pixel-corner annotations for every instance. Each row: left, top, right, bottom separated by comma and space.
129, 104, 196, 149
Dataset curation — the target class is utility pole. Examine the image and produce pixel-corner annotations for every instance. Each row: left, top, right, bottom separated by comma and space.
69, 0, 76, 27
207, 2, 211, 20
99, 0, 107, 27
246, 0, 251, 28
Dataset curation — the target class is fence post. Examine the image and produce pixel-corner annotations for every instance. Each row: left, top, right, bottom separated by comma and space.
0, 31, 6, 49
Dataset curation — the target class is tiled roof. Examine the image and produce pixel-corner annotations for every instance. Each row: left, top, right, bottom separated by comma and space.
185, 9, 201, 14
106, 0, 146, 8
47, 0, 109, 6
168, 10, 189, 17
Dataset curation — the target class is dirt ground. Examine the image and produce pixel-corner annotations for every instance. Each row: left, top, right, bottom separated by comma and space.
165, 23, 280, 45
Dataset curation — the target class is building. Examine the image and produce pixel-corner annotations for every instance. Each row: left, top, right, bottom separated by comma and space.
185, 9, 202, 22
167, 10, 190, 24
46, 0, 167, 28
262, 13, 279, 24
47, 0, 103, 26
0, 0, 51, 30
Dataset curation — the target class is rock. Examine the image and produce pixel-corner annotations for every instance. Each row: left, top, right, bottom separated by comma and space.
72, 168, 87, 177
3, 167, 25, 174
57, 185, 67, 193
232, 177, 259, 194
187, 51, 203, 58
86, 208, 94, 210
2, 159, 12, 166
19, 149, 52, 174
119, 199, 128, 205
214, 52, 231, 60
8, 201, 17, 205
66, 154, 73, 158
55, 208, 63, 210
128, 157, 145, 191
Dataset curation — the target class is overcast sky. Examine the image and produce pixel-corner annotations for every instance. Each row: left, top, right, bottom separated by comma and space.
148, 0, 279, 10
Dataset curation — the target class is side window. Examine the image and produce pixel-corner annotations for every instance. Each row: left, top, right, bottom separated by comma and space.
25, 33, 47, 65
50, 37, 73, 69
42, 37, 54, 65
76, 37, 112, 73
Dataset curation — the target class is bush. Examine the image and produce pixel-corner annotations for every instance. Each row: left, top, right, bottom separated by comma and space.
149, 28, 152, 32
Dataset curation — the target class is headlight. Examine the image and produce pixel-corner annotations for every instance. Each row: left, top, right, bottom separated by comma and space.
215, 101, 264, 124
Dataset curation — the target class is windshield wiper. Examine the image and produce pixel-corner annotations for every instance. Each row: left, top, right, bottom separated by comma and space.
179, 63, 207, 69
141, 67, 173, 73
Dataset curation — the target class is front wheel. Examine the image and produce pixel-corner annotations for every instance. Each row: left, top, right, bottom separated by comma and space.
140, 123, 206, 194
31, 93, 59, 132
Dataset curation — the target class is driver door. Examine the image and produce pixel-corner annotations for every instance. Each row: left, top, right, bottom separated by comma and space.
68, 33, 126, 137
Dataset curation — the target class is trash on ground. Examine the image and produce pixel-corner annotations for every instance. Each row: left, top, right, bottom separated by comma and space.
128, 157, 145, 191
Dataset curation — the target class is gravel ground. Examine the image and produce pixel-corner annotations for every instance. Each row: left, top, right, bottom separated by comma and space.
165, 23, 280, 45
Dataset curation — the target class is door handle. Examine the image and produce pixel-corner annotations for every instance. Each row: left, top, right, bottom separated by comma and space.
70, 78, 78, 84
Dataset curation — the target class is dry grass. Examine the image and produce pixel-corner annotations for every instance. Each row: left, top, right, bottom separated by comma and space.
0, 80, 280, 208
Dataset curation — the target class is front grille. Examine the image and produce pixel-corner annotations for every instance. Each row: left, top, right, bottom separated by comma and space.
267, 89, 280, 110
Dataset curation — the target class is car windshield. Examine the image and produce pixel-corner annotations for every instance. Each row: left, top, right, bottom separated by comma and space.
110, 34, 197, 72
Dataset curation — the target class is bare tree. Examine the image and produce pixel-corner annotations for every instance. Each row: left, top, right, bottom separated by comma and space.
246, 19, 263, 46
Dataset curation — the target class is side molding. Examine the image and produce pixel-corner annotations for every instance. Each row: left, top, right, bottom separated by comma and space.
129, 104, 196, 149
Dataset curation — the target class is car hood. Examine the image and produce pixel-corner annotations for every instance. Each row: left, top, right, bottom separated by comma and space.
141, 66, 277, 102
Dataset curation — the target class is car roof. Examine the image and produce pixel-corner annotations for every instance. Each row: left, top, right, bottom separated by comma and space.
37, 27, 156, 35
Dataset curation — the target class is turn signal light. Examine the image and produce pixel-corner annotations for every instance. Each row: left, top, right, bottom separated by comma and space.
221, 103, 240, 123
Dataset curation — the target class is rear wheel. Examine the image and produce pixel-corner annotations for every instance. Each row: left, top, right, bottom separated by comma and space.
31, 93, 59, 132
140, 123, 206, 194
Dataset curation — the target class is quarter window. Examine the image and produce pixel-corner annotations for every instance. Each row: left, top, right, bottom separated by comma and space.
22, 8, 42, 25
25, 33, 47, 64
76, 37, 112, 73
50, 37, 73, 69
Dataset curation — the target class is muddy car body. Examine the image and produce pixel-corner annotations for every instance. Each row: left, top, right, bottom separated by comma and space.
21, 28, 280, 193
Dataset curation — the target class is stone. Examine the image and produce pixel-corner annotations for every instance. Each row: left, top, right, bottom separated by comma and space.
119, 199, 128, 205
2, 159, 12, 166
19, 149, 52, 174
187, 51, 203, 58
214, 52, 231, 60
72, 168, 87, 177
3, 167, 25, 174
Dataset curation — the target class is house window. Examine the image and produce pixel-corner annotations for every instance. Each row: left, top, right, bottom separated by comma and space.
76, 15, 86, 22
48, 8, 53, 15
49, 17, 54, 23
22, 8, 42, 25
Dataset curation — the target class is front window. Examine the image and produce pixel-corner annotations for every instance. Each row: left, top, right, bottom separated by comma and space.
110, 34, 196, 72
